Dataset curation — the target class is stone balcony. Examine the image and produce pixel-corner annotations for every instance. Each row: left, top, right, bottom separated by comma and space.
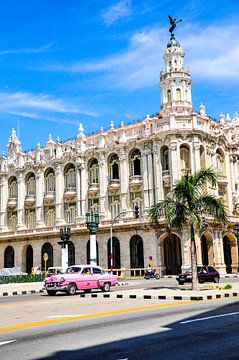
64, 186, 77, 202
43, 191, 55, 205
7, 197, 17, 209
88, 182, 100, 196
129, 175, 143, 191
108, 179, 120, 194
25, 194, 36, 207
162, 170, 171, 187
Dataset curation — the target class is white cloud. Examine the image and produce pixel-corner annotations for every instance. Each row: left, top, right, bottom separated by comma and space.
102, 0, 132, 26
0, 43, 52, 56
42, 22, 239, 90
0, 91, 98, 118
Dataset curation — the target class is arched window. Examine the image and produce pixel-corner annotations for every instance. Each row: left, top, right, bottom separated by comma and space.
167, 90, 172, 103
130, 149, 141, 176
25, 209, 36, 229
180, 145, 191, 173
64, 164, 76, 190
88, 158, 99, 184
4, 246, 15, 268
109, 154, 119, 180
26, 245, 33, 274
161, 146, 169, 172
176, 88, 181, 101
130, 235, 144, 268
41, 242, 53, 270
68, 241, 75, 266
9, 176, 17, 198
44, 206, 55, 226
7, 211, 17, 231
44, 168, 55, 192
109, 195, 120, 219
107, 237, 121, 269
25, 172, 35, 196
64, 202, 76, 224
216, 149, 226, 176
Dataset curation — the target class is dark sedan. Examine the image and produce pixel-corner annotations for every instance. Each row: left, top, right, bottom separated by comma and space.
176, 266, 220, 285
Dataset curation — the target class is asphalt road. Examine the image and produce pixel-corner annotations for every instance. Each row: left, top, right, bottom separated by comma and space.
1, 293, 239, 359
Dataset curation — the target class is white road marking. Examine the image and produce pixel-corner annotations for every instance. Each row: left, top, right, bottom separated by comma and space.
0, 340, 16, 346
180, 311, 239, 324
48, 315, 86, 318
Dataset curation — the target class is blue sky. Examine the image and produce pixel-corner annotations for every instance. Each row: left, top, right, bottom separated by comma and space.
0, 0, 239, 153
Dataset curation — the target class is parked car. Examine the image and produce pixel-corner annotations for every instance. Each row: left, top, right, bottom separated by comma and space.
44, 265, 118, 295
46, 267, 62, 277
176, 266, 220, 285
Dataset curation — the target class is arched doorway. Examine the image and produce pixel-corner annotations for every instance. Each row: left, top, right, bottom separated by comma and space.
200, 232, 214, 266
201, 235, 209, 265
68, 241, 75, 266
41, 243, 53, 270
223, 236, 232, 273
130, 235, 144, 269
4, 246, 15, 268
87, 240, 99, 265
26, 245, 33, 274
107, 237, 121, 269
163, 233, 182, 275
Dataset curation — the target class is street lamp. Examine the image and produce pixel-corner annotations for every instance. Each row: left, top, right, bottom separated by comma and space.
86, 211, 100, 266
58, 227, 71, 272
234, 224, 239, 273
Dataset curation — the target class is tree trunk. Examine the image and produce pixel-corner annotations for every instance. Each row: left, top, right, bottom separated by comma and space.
191, 225, 200, 291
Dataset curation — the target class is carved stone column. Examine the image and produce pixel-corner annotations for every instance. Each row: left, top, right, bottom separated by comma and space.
98, 153, 107, 219
119, 150, 129, 212
17, 171, 25, 230
0, 175, 7, 230
55, 164, 64, 225
169, 141, 178, 183
35, 168, 44, 227
193, 142, 201, 172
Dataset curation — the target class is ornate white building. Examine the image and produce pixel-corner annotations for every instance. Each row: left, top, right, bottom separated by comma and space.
0, 33, 239, 276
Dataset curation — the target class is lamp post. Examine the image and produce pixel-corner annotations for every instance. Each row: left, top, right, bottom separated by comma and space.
58, 227, 71, 272
86, 212, 100, 266
234, 224, 239, 273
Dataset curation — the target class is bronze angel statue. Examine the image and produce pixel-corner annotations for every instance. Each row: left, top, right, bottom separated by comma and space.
168, 15, 182, 33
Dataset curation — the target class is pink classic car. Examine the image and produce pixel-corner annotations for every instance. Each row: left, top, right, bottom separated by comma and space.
44, 265, 118, 296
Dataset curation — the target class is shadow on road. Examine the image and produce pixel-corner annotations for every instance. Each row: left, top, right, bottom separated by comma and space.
36, 300, 239, 360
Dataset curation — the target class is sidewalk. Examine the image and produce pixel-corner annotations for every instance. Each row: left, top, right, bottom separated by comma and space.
1, 280, 239, 301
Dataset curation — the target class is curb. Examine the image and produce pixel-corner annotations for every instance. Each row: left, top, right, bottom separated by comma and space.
0, 289, 238, 301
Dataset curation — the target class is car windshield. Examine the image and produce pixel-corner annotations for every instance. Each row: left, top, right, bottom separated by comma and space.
66, 267, 82, 273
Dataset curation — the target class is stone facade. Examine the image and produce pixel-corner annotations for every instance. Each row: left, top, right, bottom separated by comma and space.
0, 34, 239, 275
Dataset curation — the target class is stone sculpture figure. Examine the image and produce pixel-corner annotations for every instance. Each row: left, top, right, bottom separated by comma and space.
168, 15, 182, 33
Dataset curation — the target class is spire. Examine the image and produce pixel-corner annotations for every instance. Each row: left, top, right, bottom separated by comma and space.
7, 128, 21, 154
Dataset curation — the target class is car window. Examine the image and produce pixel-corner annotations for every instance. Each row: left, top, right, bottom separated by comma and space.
66, 267, 81, 273
92, 267, 102, 274
208, 266, 216, 273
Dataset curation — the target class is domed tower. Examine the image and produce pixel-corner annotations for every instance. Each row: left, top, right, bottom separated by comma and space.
159, 31, 193, 116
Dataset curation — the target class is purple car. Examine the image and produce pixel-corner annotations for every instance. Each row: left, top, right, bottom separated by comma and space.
176, 265, 220, 285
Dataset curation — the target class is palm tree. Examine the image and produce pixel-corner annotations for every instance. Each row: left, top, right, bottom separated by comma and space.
149, 167, 228, 290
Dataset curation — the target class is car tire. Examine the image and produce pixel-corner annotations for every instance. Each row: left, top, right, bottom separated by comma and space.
47, 290, 56, 296
102, 282, 110, 292
67, 283, 77, 295
214, 276, 219, 283
178, 281, 184, 285
145, 275, 150, 280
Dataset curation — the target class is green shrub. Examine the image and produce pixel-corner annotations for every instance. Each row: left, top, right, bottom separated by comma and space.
223, 284, 232, 290
0, 274, 44, 284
